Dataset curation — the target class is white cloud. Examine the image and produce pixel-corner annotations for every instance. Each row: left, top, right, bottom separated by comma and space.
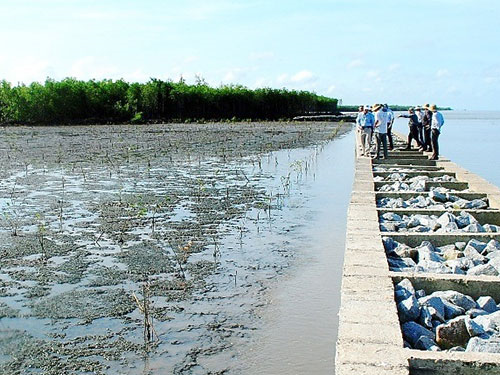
3, 57, 52, 84
436, 69, 450, 78
69, 57, 118, 80
277, 73, 288, 84
222, 68, 251, 83
250, 51, 275, 60
366, 70, 380, 79
327, 85, 336, 93
347, 59, 363, 69
253, 78, 270, 87
388, 63, 400, 72
290, 70, 316, 83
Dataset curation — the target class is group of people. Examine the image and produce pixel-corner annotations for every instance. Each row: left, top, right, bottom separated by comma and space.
355, 103, 445, 160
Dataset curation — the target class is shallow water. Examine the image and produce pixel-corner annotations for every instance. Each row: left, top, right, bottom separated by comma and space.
237, 133, 355, 374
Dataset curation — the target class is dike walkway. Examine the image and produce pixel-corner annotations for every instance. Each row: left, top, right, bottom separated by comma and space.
336, 131, 500, 374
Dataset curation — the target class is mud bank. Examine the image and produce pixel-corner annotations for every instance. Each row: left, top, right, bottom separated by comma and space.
0, 122, 351, 374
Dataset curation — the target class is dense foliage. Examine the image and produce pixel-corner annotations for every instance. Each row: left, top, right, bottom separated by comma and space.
0, 78, 338, 125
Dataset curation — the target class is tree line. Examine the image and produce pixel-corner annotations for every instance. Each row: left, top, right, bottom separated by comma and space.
0, 78, 338, 125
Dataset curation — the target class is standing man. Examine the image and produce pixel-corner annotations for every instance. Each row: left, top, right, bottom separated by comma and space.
373, 104, 389, 159
430, 104, 444, 160
422, 103, 433, 152
355, 105, 364, 154
398, 107, 422, 150
359, 105, 375, 157
414, 106, 424, 146
384, 104, 394, 150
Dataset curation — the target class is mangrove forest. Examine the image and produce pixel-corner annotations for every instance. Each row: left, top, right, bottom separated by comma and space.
0, 78, 338, 125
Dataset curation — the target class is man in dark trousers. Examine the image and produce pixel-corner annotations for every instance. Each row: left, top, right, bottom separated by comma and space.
398, 107, 422, 150
430, 104, 445, 160
421, 103, 433, 151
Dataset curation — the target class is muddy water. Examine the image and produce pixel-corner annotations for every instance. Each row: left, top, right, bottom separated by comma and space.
0, 122, 354, 374
237, 132, 355, 374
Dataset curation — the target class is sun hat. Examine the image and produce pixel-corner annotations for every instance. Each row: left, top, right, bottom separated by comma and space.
423, 103, 430, 109
372, 103, 383, 111
408, 107, 414, 112
430, 104, 437, 111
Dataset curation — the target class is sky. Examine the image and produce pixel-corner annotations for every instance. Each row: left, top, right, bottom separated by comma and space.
1, 0, 499, 110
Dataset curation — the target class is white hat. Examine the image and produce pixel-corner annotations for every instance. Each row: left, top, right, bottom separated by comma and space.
364, 105, 371, 111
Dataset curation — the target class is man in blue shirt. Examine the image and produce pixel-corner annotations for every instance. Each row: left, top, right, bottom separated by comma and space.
359, 105, 375, 157
430, 104, 445, 160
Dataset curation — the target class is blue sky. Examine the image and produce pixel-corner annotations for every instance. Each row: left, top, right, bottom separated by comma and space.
1, 0, 499, 109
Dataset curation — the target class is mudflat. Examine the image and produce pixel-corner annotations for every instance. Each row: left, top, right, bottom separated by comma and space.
0, 122, 350, 374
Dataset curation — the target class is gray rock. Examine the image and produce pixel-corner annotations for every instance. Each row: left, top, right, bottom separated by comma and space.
411, 225, 432, 233
418, 306, 434, 329
486, 251, 500, 261
398, 295, 421, 323
393, 246, 418, 260
418, 296, 445, 321
382, 236, 398, 251
417, 244, 442, 263
463, 223, 486, 233
466, 336, 500, 353
467, 264, 499, 276
380, 223, 398, 232
416, 260, 452, 274
456, 211, 479, 228
465, 317, 486, 337
438, 244, 457, 253
429, 190, 447, 203
388, 257, 416, 271
443, 300, 465, 320
466, 308, 489, 318
471, 199, 488, 209
415, 336, 441, 351
395, 278, 415, 301
436, 316, 470, 349
463, 246, 486, 264
449, 346, 466, 352
466, 239, 488, 253
442, 248, 463, 261
381, 212, 403, 222
472, 311, 500, 333
432, 290, 477, 311
455, 241, 467, 251
477, 297, 498, 313
487, 257, 500, 273
416, 289, 426, 299
437, 212, 457, 227
407, 216, 421, 228
484, 224, 499, 233
437, 222, 459, 233
436, 223, 458, 233
484, 239, 500, 255
402, 321, 435, 347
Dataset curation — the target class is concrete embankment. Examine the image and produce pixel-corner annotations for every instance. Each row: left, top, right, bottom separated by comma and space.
336, 131, 500, 374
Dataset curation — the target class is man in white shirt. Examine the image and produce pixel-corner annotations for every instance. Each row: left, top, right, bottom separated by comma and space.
429, 104, 445, 160
373, 103, 389, 159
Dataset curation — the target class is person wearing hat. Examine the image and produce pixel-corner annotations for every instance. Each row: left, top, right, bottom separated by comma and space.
398, 107, 423, 150
373, 103, 389, 159
429, 104, 444, 160
421, 103, 433, 152
358, 105, 375, 157
383, 104, 395, 150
